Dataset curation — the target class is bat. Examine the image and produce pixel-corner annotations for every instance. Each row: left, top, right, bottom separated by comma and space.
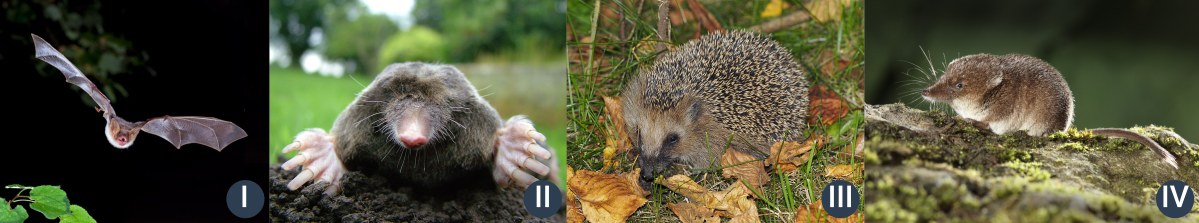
31, 33, 247, 151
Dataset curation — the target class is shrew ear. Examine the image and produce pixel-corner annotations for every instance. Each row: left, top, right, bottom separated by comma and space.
988, 70, 1003, 88
989, 63, 1005, 88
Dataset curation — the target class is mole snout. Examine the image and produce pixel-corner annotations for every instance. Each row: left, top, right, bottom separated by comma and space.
393, 114, 431, 149
399, 135, 427, 148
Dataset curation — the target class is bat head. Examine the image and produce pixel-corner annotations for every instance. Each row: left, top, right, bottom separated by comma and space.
104, 117, 141, 149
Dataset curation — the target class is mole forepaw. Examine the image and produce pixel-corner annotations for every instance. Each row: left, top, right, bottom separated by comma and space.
493, 116, 559, 189
281, 128, 346, 195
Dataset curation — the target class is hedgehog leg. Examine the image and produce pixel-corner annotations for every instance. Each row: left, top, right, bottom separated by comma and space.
493, 116, 559, 189
281, 128, 346, 195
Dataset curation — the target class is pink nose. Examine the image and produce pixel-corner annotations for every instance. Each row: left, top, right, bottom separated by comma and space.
118, 137, 128, 144
400, 135, 427, 148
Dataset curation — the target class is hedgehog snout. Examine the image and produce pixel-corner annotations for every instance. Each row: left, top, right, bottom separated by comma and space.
637, 155, 660, 189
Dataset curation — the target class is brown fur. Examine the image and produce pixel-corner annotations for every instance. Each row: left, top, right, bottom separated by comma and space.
923, 53, 1177, 169
331, 62, 503, 187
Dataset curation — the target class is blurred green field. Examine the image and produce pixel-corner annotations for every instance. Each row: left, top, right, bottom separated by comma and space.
269, 64, 568, 184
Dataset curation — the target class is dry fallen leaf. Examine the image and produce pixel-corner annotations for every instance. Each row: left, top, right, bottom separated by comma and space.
804, 0, 852, 23
760, 0, 791, 18
660, 175, 723, 209
794, 200, 862, 223
658, 175, 760, 222
567, 199, 585, 223
569, 169, 649, 223
566, 166, 577, 202
602, 96, 632, 171
808, 85, 849, 126
768, 138, 821, 172
837, 133, 865, 161
718, 183, 759, 222
816, 49, 855, 80
566, 166, 585, 223
720, 148, 769, 193
623, 168, 648, 196
603, 96, 631, 152
668, 202, 720, 223
823, 163, 863, 184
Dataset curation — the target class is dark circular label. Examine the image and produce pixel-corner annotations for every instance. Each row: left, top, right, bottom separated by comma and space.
1156, 180, 1193, 218
821, 179, 860, 218
523, 180, 563, 218
226, 180, 265, 219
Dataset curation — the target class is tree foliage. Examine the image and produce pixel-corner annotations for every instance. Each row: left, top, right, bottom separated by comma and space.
269, 0, 353, 66
414, 0, 566, 62
3, 0, 150, 105
376, 26, 447, 71
324, 4, 399, 75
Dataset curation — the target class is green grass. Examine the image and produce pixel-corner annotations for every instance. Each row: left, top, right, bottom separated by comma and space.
269, 67, 363, 162
269, 64, 569, 185
567, 0, 864, 221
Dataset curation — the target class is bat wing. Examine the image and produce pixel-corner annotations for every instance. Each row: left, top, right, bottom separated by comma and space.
31, 34, 116, 115
141, 116, 248, 151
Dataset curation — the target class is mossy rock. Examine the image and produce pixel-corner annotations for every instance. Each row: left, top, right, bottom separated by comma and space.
865, 103, 1199, 222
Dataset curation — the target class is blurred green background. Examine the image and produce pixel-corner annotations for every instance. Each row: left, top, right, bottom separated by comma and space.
866, 0, 1199, 140
268, 0, 568, 183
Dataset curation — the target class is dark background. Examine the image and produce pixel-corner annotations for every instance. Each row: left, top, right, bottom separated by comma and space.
0, 0, 266, 222
866, 0, 1199, 139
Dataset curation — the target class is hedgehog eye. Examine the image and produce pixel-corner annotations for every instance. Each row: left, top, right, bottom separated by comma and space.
664, 133, 679, 147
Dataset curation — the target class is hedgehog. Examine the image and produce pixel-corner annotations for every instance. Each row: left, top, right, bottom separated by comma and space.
621, 30, 809, 186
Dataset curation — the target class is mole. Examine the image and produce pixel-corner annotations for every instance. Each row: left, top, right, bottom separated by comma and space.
279, 62, 558, 194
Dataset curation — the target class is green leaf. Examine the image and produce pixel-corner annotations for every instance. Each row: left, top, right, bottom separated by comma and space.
59, 205, 96, 223
45, 5, 63, 21
0, 203, 29, 223
98, 52, 124, 74
30, 186, 70, 219
4, 184, 27, 189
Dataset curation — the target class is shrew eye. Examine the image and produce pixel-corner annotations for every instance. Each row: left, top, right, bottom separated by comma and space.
955, 82, 963, 89
664, 133, 679, 147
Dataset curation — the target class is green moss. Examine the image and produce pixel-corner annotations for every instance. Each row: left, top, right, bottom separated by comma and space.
1048, 128, 1094, 140
1004, 149, 1034, 162
1057, 142, 1088, 152
1002, 161, 1050, 184
864, 200, 919, 223
867, 103, 1199, 222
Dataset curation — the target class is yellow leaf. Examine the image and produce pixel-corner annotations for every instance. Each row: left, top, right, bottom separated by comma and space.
566, 166, 586, 223
794, 200, 862, 223
768, 139, 821, 172
823, 163, 863, 184
658, 175, 760, 221
720, 148, 769, 194
805, 0, 852, 22
567, 196, 585, 223
569, 169, 648, 223
760, 0, 791, 18
668, 202, 720, 223
603, 96, 630, 151
602, 145, 617, 170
